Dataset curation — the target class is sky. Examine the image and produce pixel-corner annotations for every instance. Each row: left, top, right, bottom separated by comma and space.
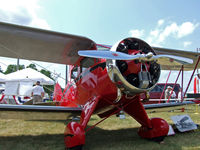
0, 0, 200, 92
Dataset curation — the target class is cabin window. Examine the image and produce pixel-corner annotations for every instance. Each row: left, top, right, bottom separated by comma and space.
71, 67, 78, 80
80, 58, 98, 72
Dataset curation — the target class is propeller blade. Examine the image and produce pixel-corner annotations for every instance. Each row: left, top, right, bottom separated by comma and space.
78, 50, 145, 60
153, 55, 193, 65
78, 50, 193, 65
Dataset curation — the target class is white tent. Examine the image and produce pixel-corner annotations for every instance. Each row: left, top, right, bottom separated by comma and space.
4, 68, 54, 96
5, 68, 54, 85
0, 72, 6, 83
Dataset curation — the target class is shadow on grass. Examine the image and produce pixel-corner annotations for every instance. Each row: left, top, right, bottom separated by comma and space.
0, 134, 65, 150
85, 126, 200, 150
0, 126, 199, 150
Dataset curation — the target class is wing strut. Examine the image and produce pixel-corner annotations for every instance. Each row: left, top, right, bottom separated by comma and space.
167, 67, 182, 103
183, 56, 200, 100
159, 70, 171, 103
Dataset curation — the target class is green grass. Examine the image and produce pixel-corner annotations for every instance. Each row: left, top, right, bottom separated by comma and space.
0, 104, 200, 150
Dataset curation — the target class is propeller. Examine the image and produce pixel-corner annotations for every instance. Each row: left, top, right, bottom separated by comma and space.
78, 50, 145, 60
78, 50, 193, 65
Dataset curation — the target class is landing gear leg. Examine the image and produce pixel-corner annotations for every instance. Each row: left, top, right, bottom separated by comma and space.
123, 95, 169, 142
64, 122, 85, 149
64, 96, 100, 149
138, 118, 169, 142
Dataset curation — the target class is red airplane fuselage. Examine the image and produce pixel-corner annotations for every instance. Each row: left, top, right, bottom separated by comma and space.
57, 37, 169, 149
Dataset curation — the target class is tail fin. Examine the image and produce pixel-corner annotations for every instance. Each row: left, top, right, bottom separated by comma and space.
53, 82, 63, 102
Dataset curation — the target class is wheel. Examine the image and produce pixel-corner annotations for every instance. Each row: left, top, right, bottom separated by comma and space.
151, 136, 166, 143
66, 145, 83, 150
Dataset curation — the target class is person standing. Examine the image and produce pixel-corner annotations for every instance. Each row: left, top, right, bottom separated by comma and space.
165, 86, 176, 99
178, 88, 185, 102
31, 81, 44, 104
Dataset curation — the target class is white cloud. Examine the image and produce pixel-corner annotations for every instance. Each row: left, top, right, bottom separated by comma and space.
129, 29, 144, 38
150, 29, 159, 37
129, 19, 199, 47
157, 22, 199, 43
158, 19, 164, 26
177, 22, 199, 38
0, 0, 50, 29
158, 23, 178, 43
183, 41, 192, 48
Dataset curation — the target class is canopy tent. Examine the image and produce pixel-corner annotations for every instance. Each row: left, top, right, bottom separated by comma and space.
0, 72, 6, 83
4, 68, 54, 85
4, 68, 54, 96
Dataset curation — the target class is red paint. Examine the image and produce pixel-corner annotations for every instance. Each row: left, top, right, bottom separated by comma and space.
53, 82, 63, 103
123, 95, 152, 128
194, 77, 197, 94
0, 94, 5, 102
80, 96, 100, 129
138, 118, 169, 139
112, 53, 118, 56
58, 38, 170, 148
169, 58, 174, 62
64, 122, 85, 148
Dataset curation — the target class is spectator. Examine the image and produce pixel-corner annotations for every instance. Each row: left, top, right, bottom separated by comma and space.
165, 86, 176, 100
31, 81, 44, 104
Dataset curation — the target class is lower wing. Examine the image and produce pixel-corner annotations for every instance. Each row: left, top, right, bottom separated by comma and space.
0, 104, 82, 120
143, 101, 194, 109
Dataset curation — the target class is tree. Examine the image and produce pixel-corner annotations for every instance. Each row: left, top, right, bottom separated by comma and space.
26, 64, 37, 70
40, 69, 55, 96
4, 64, 25, 74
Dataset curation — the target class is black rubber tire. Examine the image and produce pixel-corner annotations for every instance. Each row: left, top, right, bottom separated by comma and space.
66, 145, 83, 150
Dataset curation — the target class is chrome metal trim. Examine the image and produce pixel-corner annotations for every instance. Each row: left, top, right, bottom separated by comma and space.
113, 88, 122, 103
106, 37, 161, 95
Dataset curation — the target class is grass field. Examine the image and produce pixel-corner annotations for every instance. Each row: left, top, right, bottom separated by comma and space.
0, 104, 200, 150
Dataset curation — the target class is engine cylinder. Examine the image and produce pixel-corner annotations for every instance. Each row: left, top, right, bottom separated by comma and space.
106, 37, 160, 95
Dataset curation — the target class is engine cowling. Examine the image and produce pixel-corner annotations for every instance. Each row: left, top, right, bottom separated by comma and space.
106, 37, 160, 95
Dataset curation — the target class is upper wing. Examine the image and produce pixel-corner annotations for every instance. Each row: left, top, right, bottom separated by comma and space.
153, 47, 200, 70
0, 21, 95, 65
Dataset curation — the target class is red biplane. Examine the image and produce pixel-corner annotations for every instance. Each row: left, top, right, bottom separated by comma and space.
0, 22, 198, 149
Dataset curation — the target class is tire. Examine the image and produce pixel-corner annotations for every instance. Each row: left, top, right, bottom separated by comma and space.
66, 145, 83, 150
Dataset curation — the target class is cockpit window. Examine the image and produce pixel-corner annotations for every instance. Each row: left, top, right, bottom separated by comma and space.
80, 58, 98, 72
71, 67, 78, 80
81, 57, 97, 68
